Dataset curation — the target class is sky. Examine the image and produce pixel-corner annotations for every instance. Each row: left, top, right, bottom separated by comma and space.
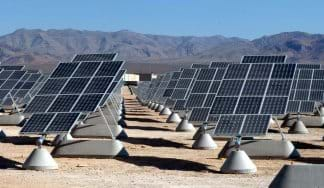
0, 0, 323, 39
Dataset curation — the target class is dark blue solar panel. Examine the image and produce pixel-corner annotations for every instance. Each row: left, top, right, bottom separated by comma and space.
224, 64, 249, 79
217, 80, 244, 96
72, 61, 101, 77
84, 77, 113, 93
47, 95, 79, 112
271, 64, 296, 79
51, 63, 79, 78
95, 61, 124, 76
235, 97, 263, 114
210, 97, 238, 114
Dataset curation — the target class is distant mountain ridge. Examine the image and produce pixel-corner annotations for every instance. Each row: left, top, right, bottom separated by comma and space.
0, 29, 323, 72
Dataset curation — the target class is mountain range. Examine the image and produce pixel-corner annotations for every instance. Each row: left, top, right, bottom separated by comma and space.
0, 29, 324, 73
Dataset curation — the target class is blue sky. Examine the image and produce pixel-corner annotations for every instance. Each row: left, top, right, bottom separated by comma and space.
0, 0, 323, 39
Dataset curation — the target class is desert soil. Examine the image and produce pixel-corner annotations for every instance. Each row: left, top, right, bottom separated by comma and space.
1, 87, 324, 188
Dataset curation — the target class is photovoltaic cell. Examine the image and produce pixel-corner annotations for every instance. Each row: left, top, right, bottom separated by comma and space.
47, 95, 79, 112
210, 97, 238, 114
72, 61, 101, 77
45, 113, 80, 133
241, 80, 268, 96
188, 108, 210, 122
214, 115, 244, 136
84, 77, 113, 93
51, 63, 79, 78
261, 97, 288, 114
61, 78, 90, 94
247, 64, 272, 79
72, 94, 103, 112
271, 64, 296, 79
197, 69, 216, 80
72, 53, 117, 62
217, 80, 244, 96
224, 64, 249, 79
37, 78, 68, 95
95, 61, 123, 76
240, 115, 270, 136
241, 55, 286, 64
235, 97, 263, 114
24, 95, 56, 113
191, 81, 211, 93
20, 113, 55, 134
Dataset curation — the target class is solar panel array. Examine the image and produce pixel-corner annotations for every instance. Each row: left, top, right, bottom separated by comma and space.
21, 60, 124, 135
0, 70, 28, 104
2, 72, 43, 105
188, 63, 296, 136
287, 68, 324, 113
135, 55, 324, 137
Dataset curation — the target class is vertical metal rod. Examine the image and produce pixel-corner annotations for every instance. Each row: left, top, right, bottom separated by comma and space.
98, 107, 115, 140
9, 93, 21, 116
273, 117, 286, 140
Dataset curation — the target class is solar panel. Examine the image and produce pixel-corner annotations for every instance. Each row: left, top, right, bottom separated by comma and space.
175, 79, 192, 88
48, 95, 79, 112
38, 78, 68, 95
0, 65, 24, 70
20, 113, 55, 134
191, 81, 211, 93
21, 59, 125, 135
24, 95, 56, 113
214, 115, 244, 136
72, 94, 104, 112
72, 53, 117, 62
180, 69, 196, 78
51, 63, 79, 78
188, 108, 210, 122
95, 61, 124, 76
61, 78, 90, 94
217, 80, 244, 96
241, 55, 286, 64
240, 115, 270, 136
186, 94, 206, 108
224, 64, 249, 79
197, 69, 217, 80
191, 64, 210, 68
72, 61, 101, 77
45, 113, 80, 133
210, 62, 230, 68
84, 77, 113, 93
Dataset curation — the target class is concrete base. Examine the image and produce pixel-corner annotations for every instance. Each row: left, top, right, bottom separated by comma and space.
52, 133, 73, 146
281, 115, 323, 128
0, 129, 7, 139
152, 103, 159, 110
159, 107, 172, 115
192, 133, 217, 149
193, 126, 215, 140
155, 105, 164, 112
288, 119, 309, 134
72, 123, 128, 139
166, 112, 181, 123
269, 164, 324, 188
220, 150, 257, 174
148, 102, 154, 109
52, 139, 129, 158
218, 140, 300, 159
23, 148, 58, 170
0, 114, 25, 125
176, 119, 195, 132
